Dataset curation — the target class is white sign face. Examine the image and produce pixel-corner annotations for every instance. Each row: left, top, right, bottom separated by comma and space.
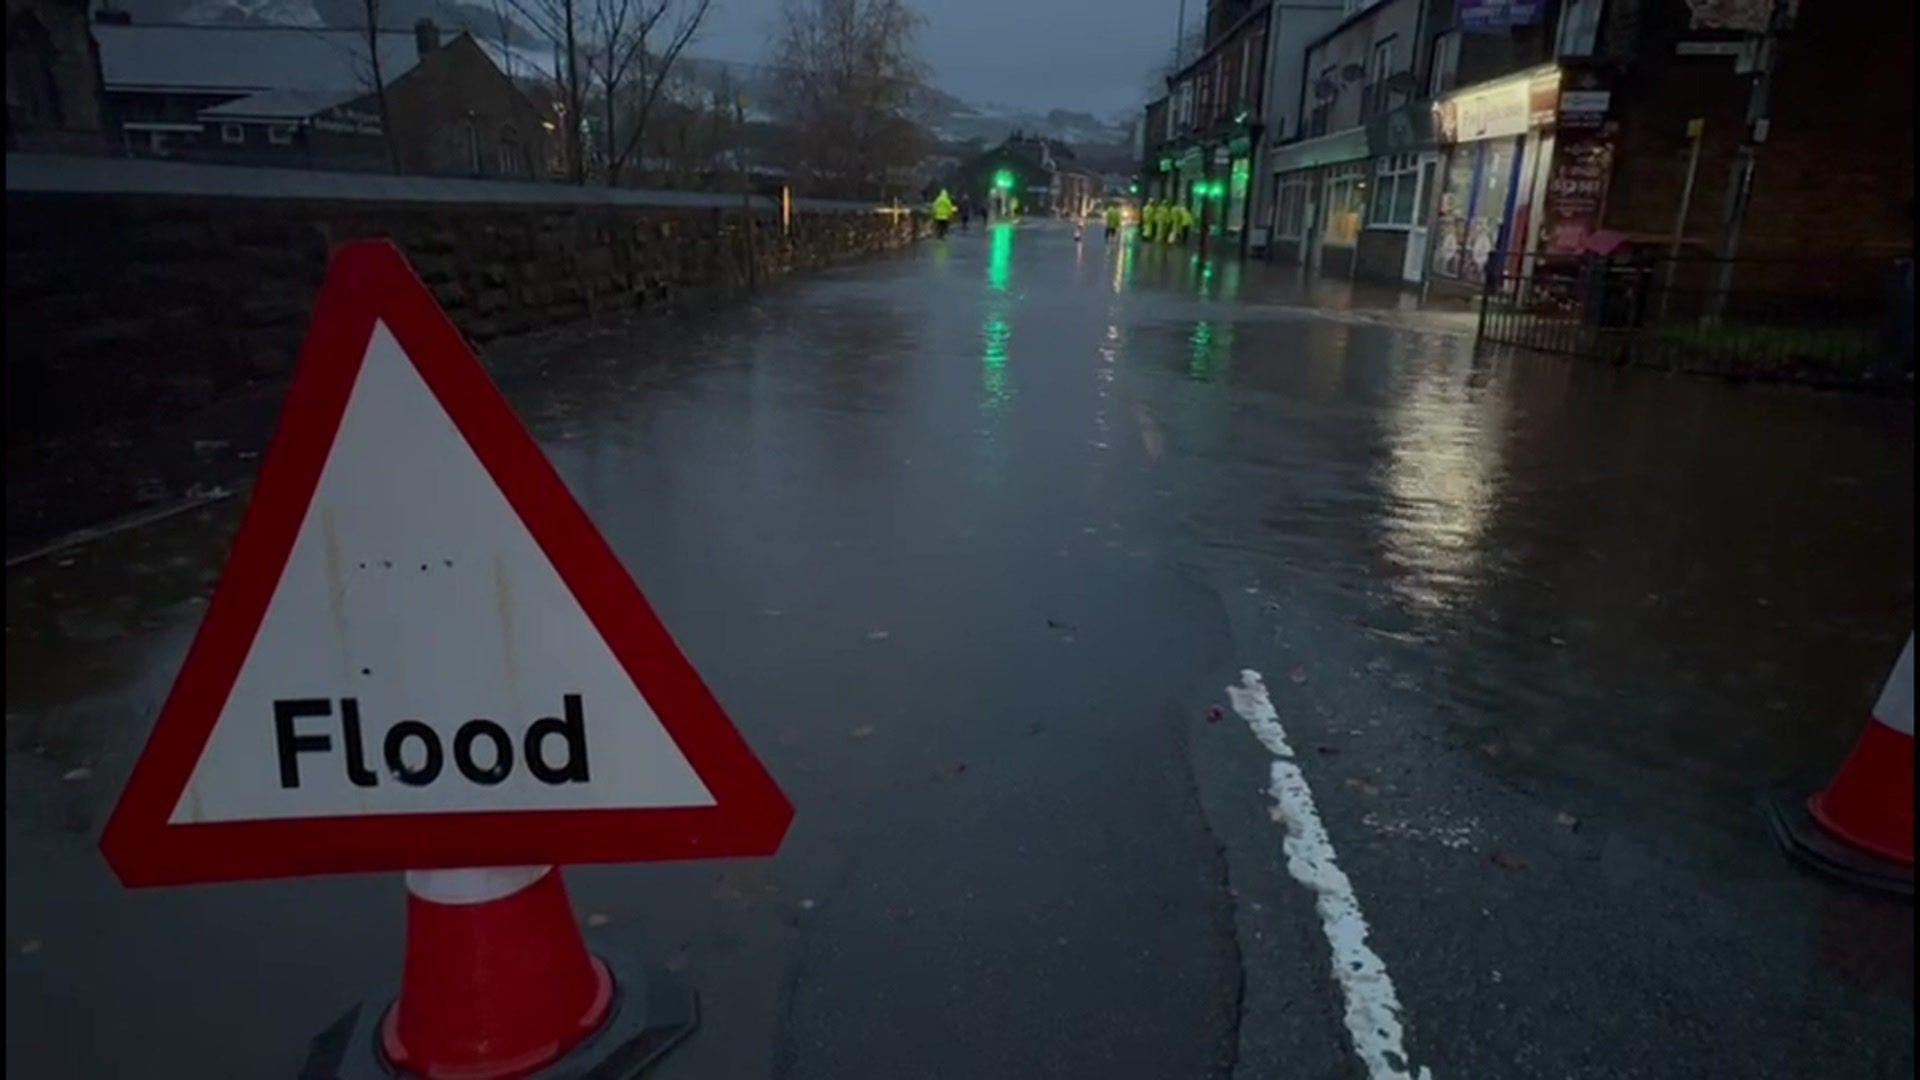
170, 322, 715, 824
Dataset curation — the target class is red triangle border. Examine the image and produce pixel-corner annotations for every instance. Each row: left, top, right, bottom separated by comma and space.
99, 240, 793, 887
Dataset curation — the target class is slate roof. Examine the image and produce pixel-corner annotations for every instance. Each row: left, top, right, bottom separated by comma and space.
94, 23, 425, 94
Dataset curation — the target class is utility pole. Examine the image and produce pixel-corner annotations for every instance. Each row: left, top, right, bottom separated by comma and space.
1709, 2, 1788, 319
1174, 0, 1188, 70
1660, 117, 1705, 321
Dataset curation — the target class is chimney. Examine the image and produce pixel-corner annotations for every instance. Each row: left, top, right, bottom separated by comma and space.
414, 18, 441, 59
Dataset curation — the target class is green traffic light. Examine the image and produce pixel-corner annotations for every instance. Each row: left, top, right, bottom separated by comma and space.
993, 169, 1014, 191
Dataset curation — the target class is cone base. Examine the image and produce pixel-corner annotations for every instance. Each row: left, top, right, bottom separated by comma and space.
299, 948, 698, 1080
1763, 786, 1915, 899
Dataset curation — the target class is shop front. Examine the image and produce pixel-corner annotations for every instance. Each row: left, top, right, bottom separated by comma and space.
1428, 65, 1561, 290
1260, 125, 1369, 272
1359, 101, 1440, 284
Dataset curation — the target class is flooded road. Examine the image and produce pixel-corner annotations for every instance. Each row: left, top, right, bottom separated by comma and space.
7, 221, 1913, 1078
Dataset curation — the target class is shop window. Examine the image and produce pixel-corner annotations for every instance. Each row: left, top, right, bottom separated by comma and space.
1323, 163, 1367, 246
1274, 173, 1310, 239
1369, 154, 1422, 229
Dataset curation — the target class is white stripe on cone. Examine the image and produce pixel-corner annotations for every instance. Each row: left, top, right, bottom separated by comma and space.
1871, 636, 1914, 737
405, 865, 552, 905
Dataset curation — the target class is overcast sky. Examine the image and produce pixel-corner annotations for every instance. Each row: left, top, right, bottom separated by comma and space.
692, 0, 1188, 118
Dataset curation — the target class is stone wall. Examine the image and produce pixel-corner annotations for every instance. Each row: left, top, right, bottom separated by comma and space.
4, 170, 921, 553
6, 190, 920, 447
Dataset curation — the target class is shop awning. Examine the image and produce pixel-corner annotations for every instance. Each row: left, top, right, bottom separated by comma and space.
1266, 127, 1368, 175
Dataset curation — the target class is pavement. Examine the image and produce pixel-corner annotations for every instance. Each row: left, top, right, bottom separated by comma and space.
6, 220, 1914, 1079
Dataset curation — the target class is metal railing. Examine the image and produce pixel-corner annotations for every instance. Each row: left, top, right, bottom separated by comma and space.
1477, 252, 1914, 390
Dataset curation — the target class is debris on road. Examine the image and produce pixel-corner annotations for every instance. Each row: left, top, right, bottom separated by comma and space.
1490, 852, 1529, 872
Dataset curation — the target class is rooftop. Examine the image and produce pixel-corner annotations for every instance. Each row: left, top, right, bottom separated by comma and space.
197, 87, 368, 121
94, 23, 427, 94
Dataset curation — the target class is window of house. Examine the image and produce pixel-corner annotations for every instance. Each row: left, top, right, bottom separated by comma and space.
1365, 37, 1395, 119
1557, 0, 1602, 57
1309, 66, 1336, 137
221, 123, 244, 145
1368, 153, 1422, 228
1429, 31, 1460, 98
1239, 37, 1253, 113
267, 124, 295, 145
498, 126, 521, 176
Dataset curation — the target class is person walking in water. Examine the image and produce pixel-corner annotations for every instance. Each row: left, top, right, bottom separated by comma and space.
1103, 202, 1122, 242
1140, 198, 1158, 242
931, 189, 956, 239
1167, 199, 1194, 245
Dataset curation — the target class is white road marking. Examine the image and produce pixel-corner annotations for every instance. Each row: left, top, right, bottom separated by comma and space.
1227, 669, 1431, 1080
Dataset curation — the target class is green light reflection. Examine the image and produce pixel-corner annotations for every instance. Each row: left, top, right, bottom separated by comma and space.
1188, 319, 1236, 382
988, 222, 1014, 293
983, 315, 1012, 406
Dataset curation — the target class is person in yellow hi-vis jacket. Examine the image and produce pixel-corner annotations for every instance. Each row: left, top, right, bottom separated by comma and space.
931, 189, 956, 239
1103, 202, 1122, 241
1164, 201, 1190, 245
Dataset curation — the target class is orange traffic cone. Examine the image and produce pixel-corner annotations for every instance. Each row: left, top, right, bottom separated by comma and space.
300, 866, 697, 1079
1766, 634, 1915, 897
383, 867, 610, 1078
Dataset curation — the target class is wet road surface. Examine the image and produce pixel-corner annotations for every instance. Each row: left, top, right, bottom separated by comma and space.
7, 221, 1914, 1079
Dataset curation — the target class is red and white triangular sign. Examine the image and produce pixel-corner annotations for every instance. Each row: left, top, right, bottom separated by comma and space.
101, 241, 792, 887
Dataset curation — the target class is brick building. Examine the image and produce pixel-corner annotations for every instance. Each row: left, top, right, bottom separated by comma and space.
1593, 0, 1913, 289
1159, 0, 1913, 292
1260, 0, 1427, 277
93, 19, 553, 178
1145, 0, 1271, 250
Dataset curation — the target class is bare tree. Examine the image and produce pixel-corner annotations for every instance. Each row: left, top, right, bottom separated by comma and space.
490, 0, 517, 82
503, 0, 708, 185
768, 0, 928, 198
505, 0, 590, 181
596, 0, 712, 186
361, 0, 401, 173
303, 11, 401, 171
1140, 25, 1205, 102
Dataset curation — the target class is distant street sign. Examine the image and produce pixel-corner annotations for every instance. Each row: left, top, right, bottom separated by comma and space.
100, 241, 792, 887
